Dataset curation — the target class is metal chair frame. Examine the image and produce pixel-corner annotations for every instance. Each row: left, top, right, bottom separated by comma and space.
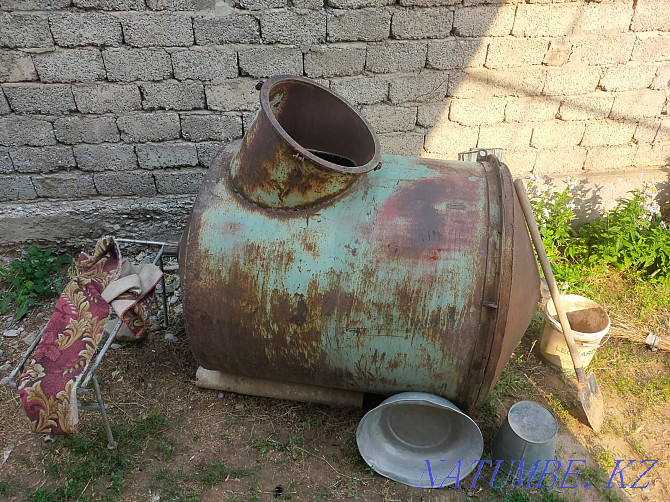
6, 238, 170, 449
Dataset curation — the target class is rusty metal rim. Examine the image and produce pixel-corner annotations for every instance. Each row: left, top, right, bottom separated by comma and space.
259, 75, 381, 175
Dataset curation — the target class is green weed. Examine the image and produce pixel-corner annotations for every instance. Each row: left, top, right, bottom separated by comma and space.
0, 246, 70, 320
26, 412, 167, 502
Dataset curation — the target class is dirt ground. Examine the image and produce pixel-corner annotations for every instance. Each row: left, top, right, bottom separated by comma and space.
1, 249, 669, 502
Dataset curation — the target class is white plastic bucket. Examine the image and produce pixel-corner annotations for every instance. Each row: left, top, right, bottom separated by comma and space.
539, 294, 610, 371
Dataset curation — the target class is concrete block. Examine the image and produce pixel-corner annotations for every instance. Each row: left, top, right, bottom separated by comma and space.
327, 8, 391, 42
632, 0, 670, 33
543, 40, 572, 67
632, 33, 670, 62
73, 83, 142, 114
94, 171, 156, 196
610, 89, 666, 121
3, 84, 76, 115
582, 120, 636, 147
0, 51, 38, 83
196, 141, 226, 166
9, 146, 75, 174
236, 0, 286, 8
584, 145, 637, 171
449, 97, 505, 126
388, 71, 449, 104
652, 64, 670, 91
103, 49, 172, 82
194, 14, 260, 44
478, 123, 532, 150
305, 45, 366, 78
453, 5, 515, 37
329, 0, 395, 7
485, 38, 549, 69
366, 41, 426, 74
558, 93, 615, 122
451, 67, 547, 98
0, 175, 37, 201
49, 13, 122, 47
417, 100, 450, 127
1, 0, 71, 10
122, 13, 194, 47
569, 34, 635, 66
73, 0, 146, 9
427, 39, 487, 70
654, 118, 669, 143
499, 149, 536, 175
74, 144, 137, 171
573, 3, 633, 34
54, 116, 120, 144
260, 9, 325, 45
180, 112, 243, 142
141, 81, 205, 111
147, 0, 214, 9
0, 92, 8, 115
172, 48, 238, 81
0, 148, 12, 173
116, 112, 181, 143
206, 79, 260, 111
292, 0, 323, 8
361, 104, 417, 133
136, 142, 199, 169
544, 67, 601, 96
534, 147, 587, 175
32, 173, 97, 198
505, 96, 560, 123
633, 142, 670, 168
600, 64, 657, 92
377, 132, 424, 156
513, 5, 579, 38
0, 13, 53, 49
391, 7, 453, 40
399, 0, 460, 5
33, 49, 106, 83
635, 118, 662, 144
0, 116, 55, 147
330, 76, 388, 105
423, 123, 479, 159
155, 168, 206, 194
531, 121, 585, 149
239, 46, 303, 78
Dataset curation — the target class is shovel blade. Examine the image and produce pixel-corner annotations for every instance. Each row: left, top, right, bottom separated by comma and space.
577, 372, 604, 432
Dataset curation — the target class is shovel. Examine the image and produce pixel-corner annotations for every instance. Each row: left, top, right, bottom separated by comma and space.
514, 179, 604, 433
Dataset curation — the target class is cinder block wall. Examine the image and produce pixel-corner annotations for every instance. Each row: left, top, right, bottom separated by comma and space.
0, 0, 668, 244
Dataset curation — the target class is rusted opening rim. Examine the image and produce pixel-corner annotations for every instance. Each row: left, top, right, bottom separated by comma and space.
260, 75, 381, 175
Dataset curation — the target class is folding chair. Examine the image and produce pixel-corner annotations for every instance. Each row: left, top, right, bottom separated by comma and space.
6, 238, 170, 449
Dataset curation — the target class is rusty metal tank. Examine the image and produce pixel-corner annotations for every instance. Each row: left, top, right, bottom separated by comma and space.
180, 76, 539, 412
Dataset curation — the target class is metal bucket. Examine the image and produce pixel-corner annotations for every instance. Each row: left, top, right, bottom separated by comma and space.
356, 392, 483, 488
539, 294, 610, 371
181, 76, 540, 412
491, 401, 557, 474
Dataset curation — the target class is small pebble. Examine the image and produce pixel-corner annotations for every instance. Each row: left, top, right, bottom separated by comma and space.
110, 343, 122, 349
169, 295, 179, 305
173, 304, 183, 315
164, 332, 178, 342
218, 392, 224, 399
23, 332, 37, 346
0, 363, 12, 372
3, 329, 19, 338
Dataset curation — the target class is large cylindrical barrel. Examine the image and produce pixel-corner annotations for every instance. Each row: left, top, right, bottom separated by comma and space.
181, 76, 539, 412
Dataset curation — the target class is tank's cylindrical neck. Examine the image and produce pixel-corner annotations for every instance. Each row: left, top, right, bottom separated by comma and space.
230, 76, 381, 210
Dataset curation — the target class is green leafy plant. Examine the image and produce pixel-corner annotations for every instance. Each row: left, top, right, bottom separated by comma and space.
0, 246, 70, 320
528, 178, 670, 288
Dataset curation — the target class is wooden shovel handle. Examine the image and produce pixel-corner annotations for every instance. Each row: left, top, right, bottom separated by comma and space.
513, 179, 587, 382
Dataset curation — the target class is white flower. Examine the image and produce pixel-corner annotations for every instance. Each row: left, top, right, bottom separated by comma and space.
661, 220, 668, 230
566, 176, 577, 190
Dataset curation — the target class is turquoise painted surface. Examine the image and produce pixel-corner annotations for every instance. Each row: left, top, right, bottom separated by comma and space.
188, 154, 494, 400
